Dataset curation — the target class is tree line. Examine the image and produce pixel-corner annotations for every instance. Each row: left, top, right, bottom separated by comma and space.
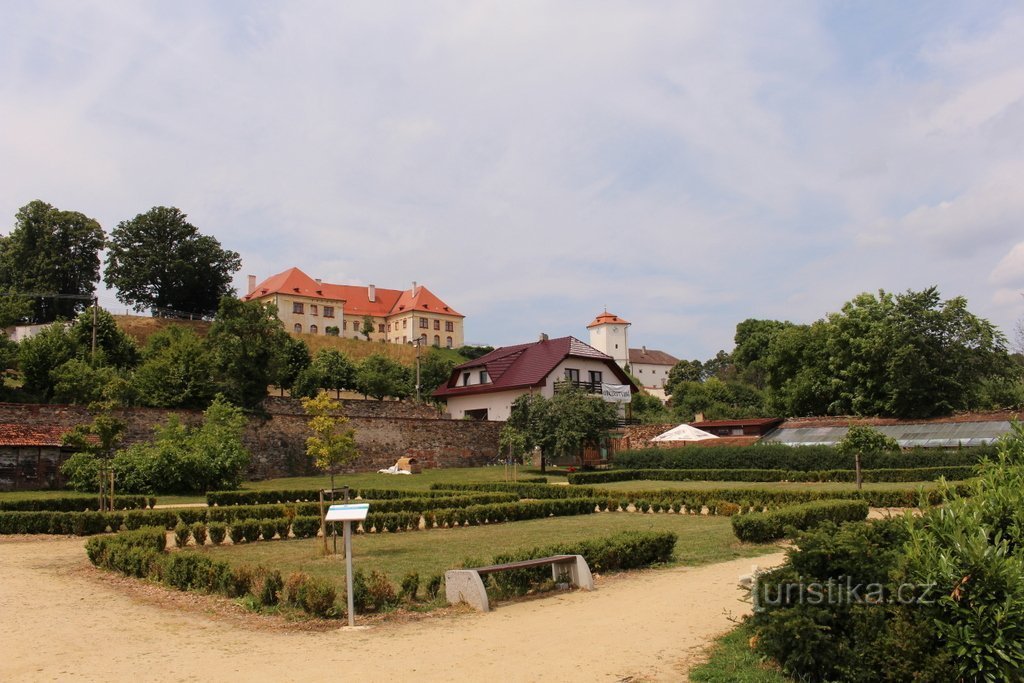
3, 296, 460, 410
0, 199, 240, 324
633, 287, 1023, 422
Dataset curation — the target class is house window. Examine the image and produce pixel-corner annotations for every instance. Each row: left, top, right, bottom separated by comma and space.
323, 306, 335, 318
292, 302, 304, 314
420, 334, 427, 345
403, 336, 407, 343
378, 323, 385, 333
480, 370, 489, 384
310, 324, 318, 334
446, 336, 453, 348
433, 319, 440, 330
342, 320, 347, 330
445, 321, 454, 332
403, 319, 407, 329
294, 323, 302, 333
463, 372, 471, 386
419, 318, 428, 329
433, 335, 440, 347
564, 368, 580, 382
388, 323, 392, 332
589, 370, 603, 384
310, 304, 318, 316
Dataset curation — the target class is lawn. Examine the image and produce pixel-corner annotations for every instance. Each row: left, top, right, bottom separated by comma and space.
688, 622, 788, 682
188, 513, 779, 592
594, 480, 941, 493
244, 466, 567, 493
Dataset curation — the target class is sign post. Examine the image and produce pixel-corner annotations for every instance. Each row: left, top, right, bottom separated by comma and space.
325, 502, 370, 627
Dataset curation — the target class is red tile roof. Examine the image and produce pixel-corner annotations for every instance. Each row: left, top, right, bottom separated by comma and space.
243, 267, 463, 318
0, 424, 76, 447
628, 347, 679, 366
586, 311, 630, 328
433, 336, 636, 398
691, 418, 784, 429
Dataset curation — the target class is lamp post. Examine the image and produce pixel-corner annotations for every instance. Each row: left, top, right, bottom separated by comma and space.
411, 336, 422, 402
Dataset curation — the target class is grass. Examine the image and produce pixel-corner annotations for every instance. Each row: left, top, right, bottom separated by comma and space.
594, 480, 941, 493
189, 513, 779, 592
244, 467, 567, 493
113, 314, 210, 344
688, 622, 788, 682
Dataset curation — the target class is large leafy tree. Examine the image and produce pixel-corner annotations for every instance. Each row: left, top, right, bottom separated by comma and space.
355, 354, 411, 400
207, 297, 291, 408
419, 349, 458, 400
312, 348, 357, 398
104, 206, 241, 316
0, 200, 104, 322
505, 387, 617, 471
132, 326, 216, 408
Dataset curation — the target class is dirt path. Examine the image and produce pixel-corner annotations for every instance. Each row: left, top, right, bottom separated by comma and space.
0, 536, 784, 682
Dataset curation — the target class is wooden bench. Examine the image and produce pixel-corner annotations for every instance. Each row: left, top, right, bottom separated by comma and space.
444, 554, 594, 612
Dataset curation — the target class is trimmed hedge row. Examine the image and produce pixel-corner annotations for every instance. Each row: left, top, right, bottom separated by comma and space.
86, 528, 338, 617
0, 508, 180, 535
566, 466, 977, 485
433, 481, 959, 510
731, 499, 870, 542
431, 482, 596, 499
614, 444, 993, 472
0, 495, 153, 512
485, 531, 678, 597
206, 487, 493, 506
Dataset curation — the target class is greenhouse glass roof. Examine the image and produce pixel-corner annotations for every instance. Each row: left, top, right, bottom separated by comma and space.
760, 421, 1011, 449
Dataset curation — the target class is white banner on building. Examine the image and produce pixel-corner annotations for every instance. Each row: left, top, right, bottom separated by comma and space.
601, 383, 632, 404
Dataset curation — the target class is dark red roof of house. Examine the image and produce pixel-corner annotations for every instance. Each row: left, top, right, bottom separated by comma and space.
433, 336, 636, 398
0, 424, 76, 447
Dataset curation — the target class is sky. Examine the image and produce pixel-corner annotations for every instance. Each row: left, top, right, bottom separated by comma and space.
2, 1, 1023, 359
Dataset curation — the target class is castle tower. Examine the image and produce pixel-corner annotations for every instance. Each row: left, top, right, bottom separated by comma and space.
587, 311, 630, 369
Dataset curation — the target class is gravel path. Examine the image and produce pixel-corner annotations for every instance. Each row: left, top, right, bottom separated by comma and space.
0, 535, 784, 682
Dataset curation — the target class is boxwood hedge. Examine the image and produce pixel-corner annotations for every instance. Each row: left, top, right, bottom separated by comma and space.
731, 499, 870, 542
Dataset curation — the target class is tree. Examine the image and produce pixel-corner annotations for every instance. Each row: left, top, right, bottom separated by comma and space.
68, 307, 140, 370
60, 402, 125, 510
630, 391, 670, 423
548, 385, 618, 466
360, 315, 374, 341
0, 290, 32, 328
506, 393, 554, 472
207, 297, 292, 408
457, 345, 494, 361
104, 206, 241, 316
418, 349, 458, 400
0, 200, 104, 322
50, 359, 126, 405
132, 326, 216, 408
276, 336, 311, 396
301, 391, 358, 492
312, 349, 356, 397
666, 359, 705, 396
836, 424, 900, 489
18, 322, 75, 401
669, 377, 765, 421
733, 319, 794, 388
355, 354, 411, 400
506, 387, 617, 471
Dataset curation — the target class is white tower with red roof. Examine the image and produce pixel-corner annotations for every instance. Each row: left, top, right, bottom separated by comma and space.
586, 311, 630, 370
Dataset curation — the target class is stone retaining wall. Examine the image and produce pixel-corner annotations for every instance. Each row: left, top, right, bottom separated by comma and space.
0, 399, 500, 481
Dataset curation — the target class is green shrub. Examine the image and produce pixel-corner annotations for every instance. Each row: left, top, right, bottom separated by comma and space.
175, 508, 207, 525
291, 516, 320, 538
284, 572, 310, 607
365, 570, 398, 611
259, 519, 279, 541
259, 570, 283, 606
0, 495, 149, 512
399, 572, 420, 602
299, 575, 337, 617
174, 522, 191, 548
164, 553, 216, 591
228, 524, 245, 544
123, 510, 178, 530
425, 574, 443, 600
567, 466, 977, 485
190, 522, 207, 546
226, 565, 255, 598
732, 499, 869, 543
207, 521, 227, 545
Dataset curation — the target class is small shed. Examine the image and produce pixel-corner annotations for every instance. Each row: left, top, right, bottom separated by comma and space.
0, 424, 78, 491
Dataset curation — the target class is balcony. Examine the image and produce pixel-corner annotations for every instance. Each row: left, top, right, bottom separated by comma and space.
554, 379, 603, 395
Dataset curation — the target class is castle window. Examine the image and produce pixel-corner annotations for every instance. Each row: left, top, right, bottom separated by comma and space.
292, 302, 304, 314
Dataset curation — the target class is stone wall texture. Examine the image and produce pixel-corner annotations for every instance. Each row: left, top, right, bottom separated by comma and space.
0, 398, 501, 480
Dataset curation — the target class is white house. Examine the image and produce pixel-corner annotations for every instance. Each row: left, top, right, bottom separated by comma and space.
432, 335, 636, 421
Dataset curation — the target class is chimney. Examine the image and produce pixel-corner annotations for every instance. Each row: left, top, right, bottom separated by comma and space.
315, 278, 321, 285
539, 332, 549, 341
412, 281, 418, 295
368, 284, 376, 303
642, 345, 647, 353
247, 275, 256, 294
